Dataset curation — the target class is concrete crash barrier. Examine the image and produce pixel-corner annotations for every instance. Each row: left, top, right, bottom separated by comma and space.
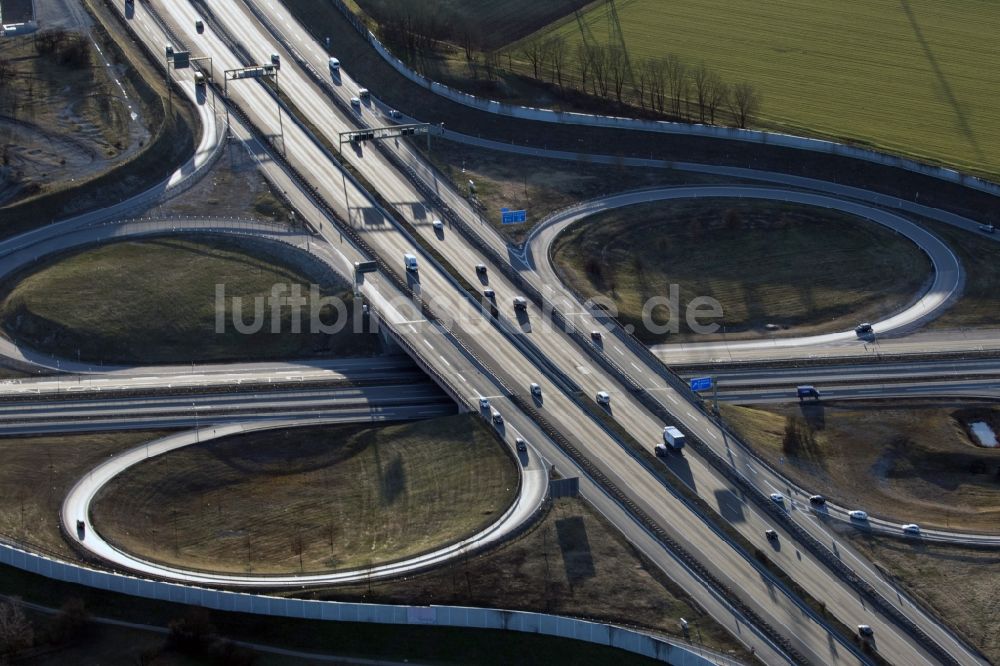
0, 540, 733, 665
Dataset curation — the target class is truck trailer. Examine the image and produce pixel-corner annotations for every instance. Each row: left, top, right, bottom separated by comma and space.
663, 426, 686, 450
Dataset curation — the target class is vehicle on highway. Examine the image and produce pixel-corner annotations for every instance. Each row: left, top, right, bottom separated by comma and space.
388, 109, 402, 120
979, 223, 995, 233
530, 383, 541, 397
849, 510, 869, 521
195, 19, 204, 33
475, 263, 487, 277
432, 219, 444, 231
765, 529, 778, 541
350, 96, 361, 107
770, 492, 785, 504
662, 426, 686, 450
855, 322, 874, 336
491, 409, 503, 425
194, 72, 206, 87
902, 523, 921, 535
404, 253, 418, 272
483, 288, 495, 300
796, 385, 820, 401
809, 494, 826, 506
596, 391, 611, 405
479, 397, 489, 410
358, 88, 370, 100
513, 296, 528, 311
515, 437, 527, 452
858, 624, 874, 637
328, 57, 340, 71
590, 330, 602, 341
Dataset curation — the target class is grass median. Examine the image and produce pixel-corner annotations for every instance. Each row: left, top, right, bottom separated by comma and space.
551, 198, 932, 343
0, 237, 377, 365
91, 415, 519, 575
720, 401, 1000, 532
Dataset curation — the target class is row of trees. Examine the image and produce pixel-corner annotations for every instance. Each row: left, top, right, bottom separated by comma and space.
517, 38, 761, 128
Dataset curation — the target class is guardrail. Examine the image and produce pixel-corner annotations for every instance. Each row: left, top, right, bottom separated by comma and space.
324, 0, 1000, 199
0, 538, 733, 666
78, 4, 796, 661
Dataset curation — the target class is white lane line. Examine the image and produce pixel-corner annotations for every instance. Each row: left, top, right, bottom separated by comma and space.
439, 355, 451, 367
423, 339, 433, 350
614, 347, 624, 356
630, 362, 644, 373
456, 373, 466, 382
746, 464, 757, 474
667, 395, 678, 404
686, 411, 696, 419
708, 431, 719, 440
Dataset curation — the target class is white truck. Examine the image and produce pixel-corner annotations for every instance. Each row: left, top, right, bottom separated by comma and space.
663, 426, 686, 451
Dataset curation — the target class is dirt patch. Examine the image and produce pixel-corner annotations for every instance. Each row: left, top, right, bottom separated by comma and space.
0, 430, 171, 559
721, 401, 1000, 531
298, 497, 748, 660
419, 138, 724, 243
845, 533, 1000, 664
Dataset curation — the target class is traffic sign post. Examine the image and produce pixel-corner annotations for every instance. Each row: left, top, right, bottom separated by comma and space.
690, 376, 719, 415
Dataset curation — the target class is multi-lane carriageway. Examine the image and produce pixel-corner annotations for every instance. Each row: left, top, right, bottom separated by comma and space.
4, 0, 990, 663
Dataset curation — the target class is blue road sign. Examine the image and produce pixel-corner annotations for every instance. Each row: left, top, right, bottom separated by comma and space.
690, 377, 713, 392
501, 209, 527, 225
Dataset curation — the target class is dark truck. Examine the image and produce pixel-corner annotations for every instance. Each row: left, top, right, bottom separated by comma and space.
797, 385, 820, 401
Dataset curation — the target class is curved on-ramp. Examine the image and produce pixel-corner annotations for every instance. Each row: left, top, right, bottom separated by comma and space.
526, 185, 963, 352
62, 419, 548, 587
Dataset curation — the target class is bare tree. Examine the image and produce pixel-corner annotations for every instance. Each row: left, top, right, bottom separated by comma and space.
576, 43, 593, 94
706, 72, 727, 124
692, 62, 710, 123
646, 58, 667, 113
520, 41, 545, 80
608, 45, 629, 104
0, 598, 34, 657
590, 45, 610, 98
634, 58, 649, 109
548, 37, 567, 87
664, 54, 688, 119
290, 533, 305, 572
728, 81, 761, 128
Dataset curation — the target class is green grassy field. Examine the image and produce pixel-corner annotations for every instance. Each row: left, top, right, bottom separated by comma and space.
516, 0, 1000, 181
354, 0, 592, 50
550, 199, 931, 343
0, 238, 376, 364
92, 415, 519, 575
721, 401, 1000, 532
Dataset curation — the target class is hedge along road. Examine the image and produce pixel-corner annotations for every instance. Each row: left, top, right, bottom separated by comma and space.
61, 419, 548, 587
524, 186, 963, 354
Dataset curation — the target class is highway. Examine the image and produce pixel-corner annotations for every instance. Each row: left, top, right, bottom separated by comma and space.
0, 0, 991, 663
0, 382, 454, 435
144, 2, 979, 663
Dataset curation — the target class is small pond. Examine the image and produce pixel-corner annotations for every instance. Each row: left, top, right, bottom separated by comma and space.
969, 421, 998, 448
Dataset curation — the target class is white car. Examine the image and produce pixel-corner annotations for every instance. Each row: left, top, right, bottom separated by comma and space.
350, 96, 361, 107
328, 57, 340, 71
596, 391, 611, 405
769, 492, 785, 504
515, 437, 527, 452
979, 224, 995, 233
849, 510, 869, 521
530, 383, 542, 397
478, 397, 489, 410
858, 624, 874, 637
491, 410, 503, 425
432, 219, 444, 231
902, 523, 921, 535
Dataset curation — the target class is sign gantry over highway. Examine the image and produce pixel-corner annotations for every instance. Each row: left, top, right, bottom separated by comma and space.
339, 123, 431, 150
